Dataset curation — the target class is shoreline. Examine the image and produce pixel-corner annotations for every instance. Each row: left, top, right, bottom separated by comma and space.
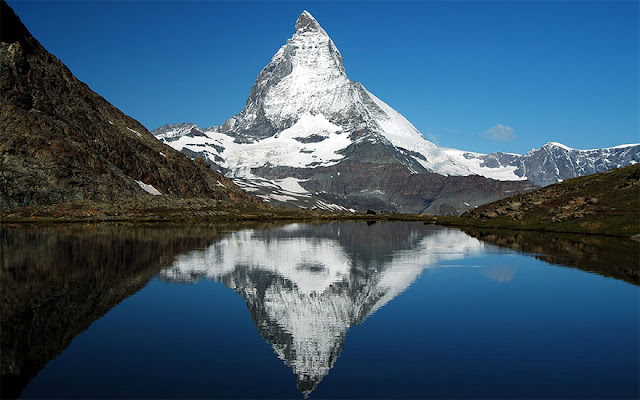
2, 209, 637, 239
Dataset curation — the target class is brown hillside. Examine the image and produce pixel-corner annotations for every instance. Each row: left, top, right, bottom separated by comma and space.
0, 1, 261, 210
459, 164, 640, 236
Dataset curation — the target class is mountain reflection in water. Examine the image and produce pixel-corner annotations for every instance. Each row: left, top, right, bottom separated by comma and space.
2, 221, 638, 399
159, 222, 488, 395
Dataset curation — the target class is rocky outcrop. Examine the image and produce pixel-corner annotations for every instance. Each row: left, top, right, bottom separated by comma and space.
0, 1, 260, 211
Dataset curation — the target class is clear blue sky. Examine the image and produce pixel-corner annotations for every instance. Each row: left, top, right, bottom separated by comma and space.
8, 0, 639, 154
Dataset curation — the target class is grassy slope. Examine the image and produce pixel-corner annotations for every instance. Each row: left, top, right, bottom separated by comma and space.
437, 164, 639, 237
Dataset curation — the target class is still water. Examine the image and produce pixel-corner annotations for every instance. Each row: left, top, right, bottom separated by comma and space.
2, 222, 638, 399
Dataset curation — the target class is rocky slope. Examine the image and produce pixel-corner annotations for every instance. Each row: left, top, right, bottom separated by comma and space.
153, 11, 540, 215
460, 164, 640, 237
0, 1, 260, 212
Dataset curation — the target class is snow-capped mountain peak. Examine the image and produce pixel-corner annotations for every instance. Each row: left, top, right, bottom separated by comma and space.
542, 142, 573, 151
152, 11, 639, 214
218, 10, 354, 142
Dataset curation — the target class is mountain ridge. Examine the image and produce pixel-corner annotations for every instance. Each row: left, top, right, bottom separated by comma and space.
156, 120, 638, 187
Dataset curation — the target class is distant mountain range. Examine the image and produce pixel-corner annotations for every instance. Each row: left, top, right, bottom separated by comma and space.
0, 1, 258, 211
472, 142, 639, 186
154, 11, 638, 214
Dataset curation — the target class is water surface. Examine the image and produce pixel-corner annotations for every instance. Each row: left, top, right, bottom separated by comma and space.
2, 222, 638, 399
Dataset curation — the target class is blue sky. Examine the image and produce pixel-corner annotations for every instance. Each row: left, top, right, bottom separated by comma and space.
8, 0, 639, 154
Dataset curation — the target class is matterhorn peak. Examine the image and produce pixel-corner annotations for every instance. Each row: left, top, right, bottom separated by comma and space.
295, 10, 325, 34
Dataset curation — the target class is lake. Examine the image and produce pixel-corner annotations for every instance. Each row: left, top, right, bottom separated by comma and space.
1, 221, 638, 399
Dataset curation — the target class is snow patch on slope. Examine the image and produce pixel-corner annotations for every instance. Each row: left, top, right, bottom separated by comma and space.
135, 180, 162, 195
274, 177, 311, 195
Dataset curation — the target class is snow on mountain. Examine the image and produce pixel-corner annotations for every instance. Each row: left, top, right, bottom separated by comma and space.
152, 123, 207, 141
465, 141, 640, 186
155, 121, 638, 189
159, 222, 488, 395
154, 11, 525, 180
233, 176, 355, 211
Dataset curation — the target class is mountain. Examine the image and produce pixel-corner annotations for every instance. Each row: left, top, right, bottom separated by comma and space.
153, 11, 539, 215
160, 222, 488, 396
459, 164, 640, 237
154, 11, 638, 214
0, 1, 260, 212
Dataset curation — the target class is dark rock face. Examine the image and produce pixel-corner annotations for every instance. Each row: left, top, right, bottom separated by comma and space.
295, 10, 323, 33
0, 1, 259, 210
253, 162, 536, 215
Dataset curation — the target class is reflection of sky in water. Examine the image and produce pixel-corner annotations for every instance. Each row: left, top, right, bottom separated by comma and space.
482, 264, 517, 282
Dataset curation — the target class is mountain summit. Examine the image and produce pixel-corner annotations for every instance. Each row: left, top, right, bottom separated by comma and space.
295, 10, 325, 33
220, 10, 374, 144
